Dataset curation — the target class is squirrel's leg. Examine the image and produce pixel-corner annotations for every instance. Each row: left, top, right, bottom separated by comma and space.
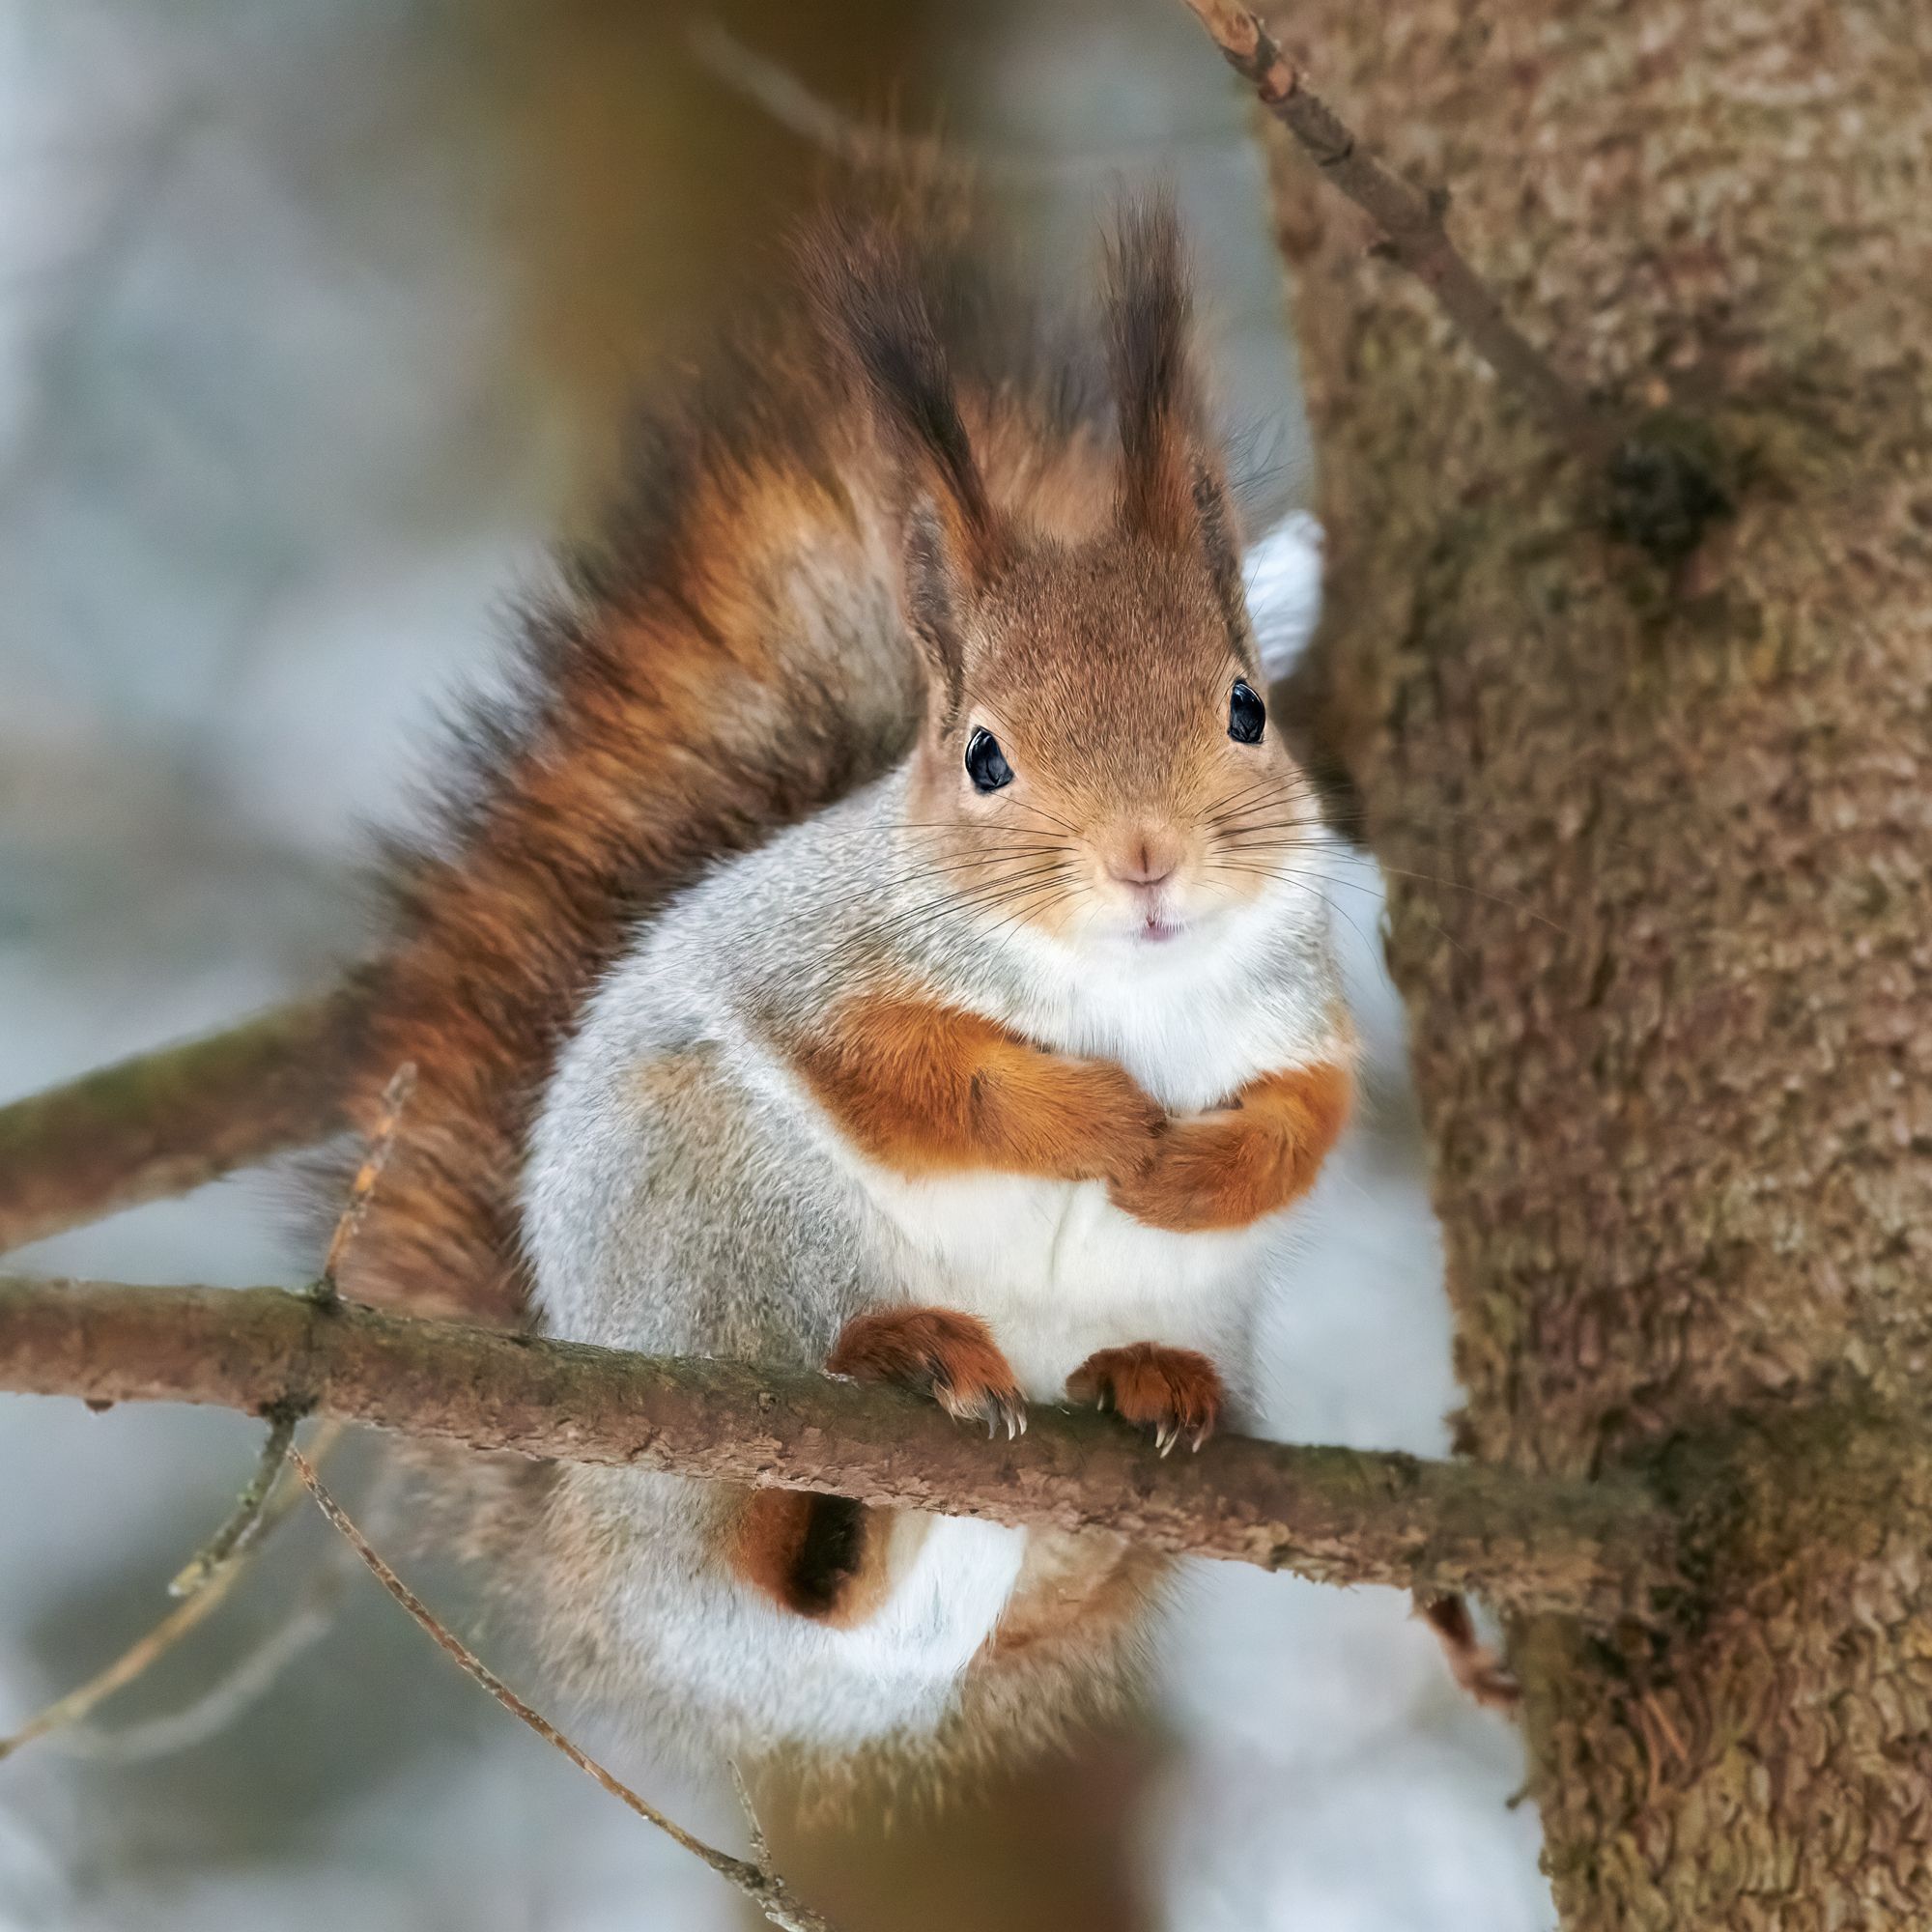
1108, 1061, 1351, 1233
1414, 1591, 1521, 1713
1066, 1343, 1224, 1456
731, 1307, 1023, 1626
788, 995, 1161, 1184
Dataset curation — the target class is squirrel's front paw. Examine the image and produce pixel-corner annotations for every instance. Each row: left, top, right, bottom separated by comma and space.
829, 1307, 1027, 1438
1106, 1062, 1350, 1232
1105, 1109, 1265, 1231
1066, 1343, 1223, 1455
985, 1048, 1163, 1185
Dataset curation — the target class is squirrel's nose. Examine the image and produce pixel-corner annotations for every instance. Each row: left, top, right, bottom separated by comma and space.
1106, 833, 1180, 889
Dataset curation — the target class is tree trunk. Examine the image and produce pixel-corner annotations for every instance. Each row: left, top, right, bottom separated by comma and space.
1259, 1, 1932, 1923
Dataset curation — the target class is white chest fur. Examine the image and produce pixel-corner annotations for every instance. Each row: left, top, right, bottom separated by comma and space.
804, 887, 1337, 1403
847, 1163, 1280, 1399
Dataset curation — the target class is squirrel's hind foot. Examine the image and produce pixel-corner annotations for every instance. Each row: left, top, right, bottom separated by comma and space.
1066, 1343, 1223, 1455
829, 1307, 1027, 1439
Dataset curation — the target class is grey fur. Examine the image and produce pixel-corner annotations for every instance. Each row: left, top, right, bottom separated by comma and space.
523, 766, 1346, 1762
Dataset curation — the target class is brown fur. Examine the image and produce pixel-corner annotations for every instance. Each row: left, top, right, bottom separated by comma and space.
329, 195, 1329, 1776
730, 1490, 904, 1627
789, 995, 1162, 1186
324, 201, 1122, 1324
1066, 1342, 1226, 1450
827, 1306, 1026, 1434
1110, 1060, 1353, 1233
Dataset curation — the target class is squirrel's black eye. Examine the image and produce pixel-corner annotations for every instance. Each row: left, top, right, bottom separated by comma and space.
964, 726, 1013, 793
1228, 679, 1266, 745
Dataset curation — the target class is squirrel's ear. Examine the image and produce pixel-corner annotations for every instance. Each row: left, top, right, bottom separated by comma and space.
1105, 199, 1249, 643
811, 223, 1005, 717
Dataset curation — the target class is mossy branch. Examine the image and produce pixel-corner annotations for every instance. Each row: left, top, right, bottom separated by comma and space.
0, 994, 359, 1254
0, 1274, 1680, 1621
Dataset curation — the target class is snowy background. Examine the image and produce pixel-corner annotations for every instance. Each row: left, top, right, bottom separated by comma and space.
0, 2, 1548, 1925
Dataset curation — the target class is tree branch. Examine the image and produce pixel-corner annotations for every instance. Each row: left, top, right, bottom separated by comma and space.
0, 1275, 1679, 1621
0, 994, 359, 1254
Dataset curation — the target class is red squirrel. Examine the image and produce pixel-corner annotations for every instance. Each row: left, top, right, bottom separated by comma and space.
329, 199, 1363, 1767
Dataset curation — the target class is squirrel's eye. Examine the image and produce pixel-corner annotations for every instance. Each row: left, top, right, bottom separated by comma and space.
1228, 679, 1266, 745
964, 726, 1013, 793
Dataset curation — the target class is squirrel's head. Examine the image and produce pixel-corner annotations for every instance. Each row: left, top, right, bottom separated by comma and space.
827, 200, 1323, 962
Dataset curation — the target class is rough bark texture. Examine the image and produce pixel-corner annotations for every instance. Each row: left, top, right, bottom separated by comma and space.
1254, 0, 1932, 1923
0, 1275, 1679, 1618
0, 995, 356, 1253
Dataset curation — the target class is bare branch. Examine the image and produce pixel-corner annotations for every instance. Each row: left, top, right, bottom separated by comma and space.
0, 1553, 250, 1763
314, 1059, 415, 1304
50, 1569, 344, 1764
0, 1417, 343, 1762
0, 993, 359, 1254
168, 1408, 300, 1598
0, 1275, 1679, 1619
688, 18, 934, 176
290, 1451, 842, 1932
1179, 0, 1611, 462
687, 20, 1236, 182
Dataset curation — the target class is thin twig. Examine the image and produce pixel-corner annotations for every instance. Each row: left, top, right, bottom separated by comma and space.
168, 1066, 412, 1595
0, 1422, 340, 1764
688, 18, 938, 175
290, 1451, 841, 1932
729, 1759, 776, 1870
314, 1060, 415, 1304
169, 1409, 301, 1598
0, 1554, 248, 1763
1178, 0, 1613, 464
51, 1571, 344, 1764
687, 19, 1236, 183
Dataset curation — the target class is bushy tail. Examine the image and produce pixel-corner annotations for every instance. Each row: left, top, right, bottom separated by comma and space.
330, 208, 1103, 1325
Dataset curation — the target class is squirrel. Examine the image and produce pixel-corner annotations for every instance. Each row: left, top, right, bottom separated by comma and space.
328, 197, 1357, 1772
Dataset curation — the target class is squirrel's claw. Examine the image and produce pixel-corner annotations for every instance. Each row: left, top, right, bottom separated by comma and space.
950, 1384, 1027, 1441
829, 1307, 1026, 1440
938, 1380, 1028, 1441
1066, 1342, 1225, 1457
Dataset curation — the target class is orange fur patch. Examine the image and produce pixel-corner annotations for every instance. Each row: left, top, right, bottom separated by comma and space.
1066, 1343, 1225, 1451
1107, 1060, 1351, 1233
791, 996, 1162, 1185
729, 1489, 897, 1627
829, 1306, 1026, 1435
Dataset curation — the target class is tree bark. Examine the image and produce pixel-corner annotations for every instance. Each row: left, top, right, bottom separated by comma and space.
0, 1274, 1678, 1618
1252, 0, 1932, 1923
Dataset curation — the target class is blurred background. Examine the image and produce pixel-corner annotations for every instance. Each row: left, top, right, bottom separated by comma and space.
0, 2, 1548, 1925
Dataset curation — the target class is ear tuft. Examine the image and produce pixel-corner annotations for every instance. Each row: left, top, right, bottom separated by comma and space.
807, 219, 1001, 579
805, 217, 1004, 717
1105, 196, 1201, 541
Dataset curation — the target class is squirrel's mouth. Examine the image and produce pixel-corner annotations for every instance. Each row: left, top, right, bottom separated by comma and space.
1138, 916, 1183, 944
